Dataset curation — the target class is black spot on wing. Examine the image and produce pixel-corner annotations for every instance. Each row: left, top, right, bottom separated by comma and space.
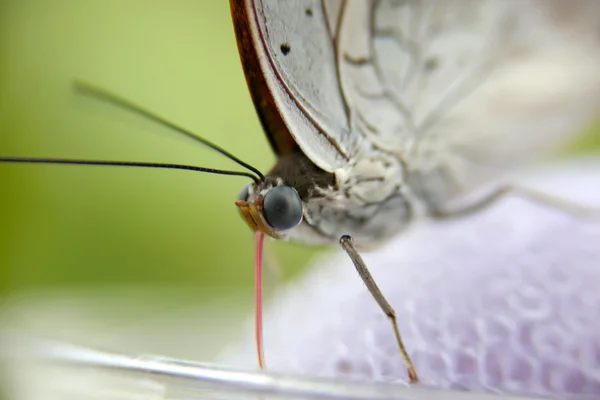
424, 57, 440, 73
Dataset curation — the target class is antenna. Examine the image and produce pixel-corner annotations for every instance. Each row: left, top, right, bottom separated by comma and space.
0, 157, 261, 183
0, 81, 265, 183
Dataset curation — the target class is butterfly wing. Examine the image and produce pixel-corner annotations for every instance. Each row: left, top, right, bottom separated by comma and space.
234, 0, 600, 208
345, 0, 600, 209
230, 0, 354, 172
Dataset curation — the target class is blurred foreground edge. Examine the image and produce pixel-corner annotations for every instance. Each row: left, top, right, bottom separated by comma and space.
0, 339, 558, 400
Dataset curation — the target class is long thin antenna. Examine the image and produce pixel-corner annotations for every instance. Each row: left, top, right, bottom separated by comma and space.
73, 81, 265, 181
0, 157, 260, 183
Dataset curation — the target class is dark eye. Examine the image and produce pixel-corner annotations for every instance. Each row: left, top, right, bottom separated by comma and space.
263, 186, 302, 230
238, 183, 252, 202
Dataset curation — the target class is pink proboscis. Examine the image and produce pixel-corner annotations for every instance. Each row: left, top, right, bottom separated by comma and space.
255, 231, 266, 369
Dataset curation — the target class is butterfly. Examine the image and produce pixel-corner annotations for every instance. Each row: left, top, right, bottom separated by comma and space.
1, 0, 600, 385
228, 0, 600, 383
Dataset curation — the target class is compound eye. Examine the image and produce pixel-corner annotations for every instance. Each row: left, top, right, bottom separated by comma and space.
238, 183, 252, 202
263, 186, 302, 230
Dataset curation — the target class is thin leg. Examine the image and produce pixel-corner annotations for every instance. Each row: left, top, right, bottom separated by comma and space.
339, 235, 419, 384
431, 184, 600, 220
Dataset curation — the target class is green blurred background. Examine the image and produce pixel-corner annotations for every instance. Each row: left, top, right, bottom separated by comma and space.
0, 0, 322, 344
1, 0, 600, 372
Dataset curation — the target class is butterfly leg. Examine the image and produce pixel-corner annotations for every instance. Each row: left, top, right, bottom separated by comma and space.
339, 235, 419, 384
431, 184, 600, 220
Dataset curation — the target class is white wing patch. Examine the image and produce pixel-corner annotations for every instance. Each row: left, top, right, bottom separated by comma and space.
254, 0, 356, 170
254, 0, 600, 210
336, 0, 600, 208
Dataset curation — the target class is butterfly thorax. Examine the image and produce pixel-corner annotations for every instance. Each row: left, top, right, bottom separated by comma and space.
252, 151, 416, 247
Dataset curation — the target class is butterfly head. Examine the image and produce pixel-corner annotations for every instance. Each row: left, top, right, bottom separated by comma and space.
234, 150, 413, 245
235, 178, 303, 240
234, 151, 339, 242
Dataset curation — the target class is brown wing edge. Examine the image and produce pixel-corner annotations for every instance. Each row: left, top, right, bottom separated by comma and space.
229, 0, 299, 156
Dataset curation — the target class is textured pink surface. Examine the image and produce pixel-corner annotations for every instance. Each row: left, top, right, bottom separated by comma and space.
223, 160, 600, 398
